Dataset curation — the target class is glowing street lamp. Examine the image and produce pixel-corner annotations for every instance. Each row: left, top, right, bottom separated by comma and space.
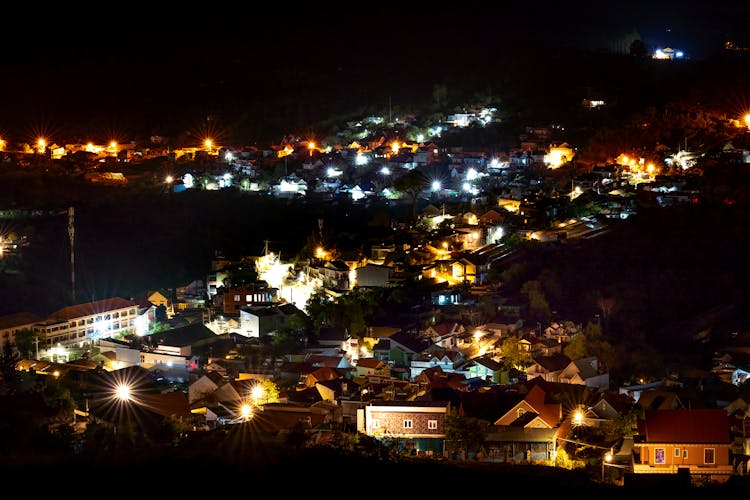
744, 114, 750, 130
251, 385, 265, 405
115, 383, 132, 402
240, 403, 252, 421
573, 410, 584, 426
204, 138, 213, 151
602, 450, 613, 482
37, 138, 47, 154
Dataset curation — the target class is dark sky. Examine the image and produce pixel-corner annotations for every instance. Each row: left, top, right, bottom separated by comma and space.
0, 1, 747, 143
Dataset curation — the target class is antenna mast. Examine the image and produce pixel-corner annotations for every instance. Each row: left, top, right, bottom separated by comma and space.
68, 206, 75, 303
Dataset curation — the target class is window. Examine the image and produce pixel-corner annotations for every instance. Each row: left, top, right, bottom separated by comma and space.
427, 420, 438, 430
371, 419, 380, 429
674, 448, 680, 457
517, 408, 526, 418
234, 295, 241, 302
403, 419, 413, 429
683, 449, 688, 459
704, 448, 715, 465
654, 448, 666, 464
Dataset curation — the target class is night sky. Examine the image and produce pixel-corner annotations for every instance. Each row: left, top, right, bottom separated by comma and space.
0, 1, 747, 143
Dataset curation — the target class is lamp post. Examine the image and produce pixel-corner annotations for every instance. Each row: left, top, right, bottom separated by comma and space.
602, 449, 613, 483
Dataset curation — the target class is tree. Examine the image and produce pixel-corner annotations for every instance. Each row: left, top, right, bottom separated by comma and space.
500, 336, 529, 369
629, 39, 648, 59
393, 168, 429, 221
445, 409, 486, 460
15, 328, 35, 358
564, 333, 588, 360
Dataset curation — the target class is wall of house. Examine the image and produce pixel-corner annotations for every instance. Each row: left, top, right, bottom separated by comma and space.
635, 443, 731, 470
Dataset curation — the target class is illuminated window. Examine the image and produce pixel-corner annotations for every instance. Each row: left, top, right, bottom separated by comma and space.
674, 448, 680, 457
517, 409, 526, 418
427, 420, 438, 430
234, 295, 241, 301
372, 419, 380, 429
403, 419, 413, 429
704, 448, 715, 465
683, 449, 688, 459
654, 448, 666, 464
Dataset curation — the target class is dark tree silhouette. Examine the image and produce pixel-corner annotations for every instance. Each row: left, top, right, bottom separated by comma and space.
393, 168, 429, 221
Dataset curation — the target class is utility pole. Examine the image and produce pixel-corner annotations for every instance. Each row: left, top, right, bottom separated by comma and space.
68, 206, 75, 303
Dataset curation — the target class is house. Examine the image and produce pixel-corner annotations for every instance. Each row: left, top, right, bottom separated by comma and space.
372, 331, 432, 369
189, 371, 225, 404
414, 366, 467, 391
318, 259, 351, 291
144, 323, 223, 357
466, 356, 508, 384
409, 348, 465, 380
355, 358, 390, 378
357, 400, 450, 457
239, 302, 304, 338
301, 366, 344, 389
487, 384, 564, 463
0, 312, 44, 357
525, 353, 573, 383
354, 263, 395, 288
422, 321, 465, 346
558, 356, 610, 391
631, 409, 734, 485
636, 389, 684, 413
219, 282, 276, 314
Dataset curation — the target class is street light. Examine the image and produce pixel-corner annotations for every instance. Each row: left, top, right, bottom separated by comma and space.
251, 385, 264, 404
602, 449, 613, 483
115, 383, 132, 402
240, 403, 252, 421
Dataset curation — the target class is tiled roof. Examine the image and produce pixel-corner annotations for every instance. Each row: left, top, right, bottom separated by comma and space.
532, 354, 572, 372
0, 312, 44, 330
47, 297, 137, 321
644, 409, 730, 443
147, 323, 218, 347
356, 358, 385, 369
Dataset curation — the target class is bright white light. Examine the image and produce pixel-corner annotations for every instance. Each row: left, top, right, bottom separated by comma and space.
463, 182, 472, 192
675, 51, 683, 58
416, 134, 425, 142
115, 384, 131, 401
241, 404, 252, 420
466, 168, 478, 181
94, 319, 107, 334
351, 186, 365, 201
223, 173, 232, 181
380, 167, 390, 176
225, 151, 234, 162
251, 385, 264, 401
279, 179, 300, 192
134, 315, 148, 336
355, 153, 369, 166
432, 180, 441, 191
183, 173, 194, 189
327, 167, 342, 177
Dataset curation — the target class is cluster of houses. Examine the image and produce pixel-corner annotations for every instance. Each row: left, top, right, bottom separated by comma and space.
5, 282, 750, 487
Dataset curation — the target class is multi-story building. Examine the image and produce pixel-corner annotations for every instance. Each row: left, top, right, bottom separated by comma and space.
357, 400, 450, 457
33, 297, 139, 349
